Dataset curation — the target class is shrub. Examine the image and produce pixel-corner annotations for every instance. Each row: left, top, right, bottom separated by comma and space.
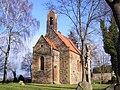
6, 78, 12, 83
111, 75, 117, 84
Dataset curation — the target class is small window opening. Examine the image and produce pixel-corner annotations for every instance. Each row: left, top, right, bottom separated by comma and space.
50, 17, 53, 25
41, 45, 43, 47
54, 65, 56, 68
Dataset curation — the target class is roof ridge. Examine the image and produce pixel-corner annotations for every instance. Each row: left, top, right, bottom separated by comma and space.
63, 35, 80, 53
55, 31, 80, 54
33, 35, 44, 48
44, 36, 57, 50
67, 38, 80, 54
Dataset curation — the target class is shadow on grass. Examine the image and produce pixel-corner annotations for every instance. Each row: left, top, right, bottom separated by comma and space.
92, 84, 109, 90
27, 84, 77, 90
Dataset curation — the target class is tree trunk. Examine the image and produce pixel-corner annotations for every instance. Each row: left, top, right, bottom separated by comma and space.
2, 54, 8, 83
2, 30, 11, 84
81, 39, 86, 82
2, 45, 10, 83
30, 65, 32, 82
111, 3, 120, 30
12, 70, 17, 82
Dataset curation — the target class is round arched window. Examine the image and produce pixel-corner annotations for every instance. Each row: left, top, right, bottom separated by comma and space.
41, 56, 44, 70
50, 17, 53, 25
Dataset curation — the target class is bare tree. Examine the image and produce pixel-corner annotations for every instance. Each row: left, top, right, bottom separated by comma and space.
0, 53, 4, 74
0, 0, 40, 83
8, 62, 18, 82
45, 0, 107, 83
21, 52, 32, 79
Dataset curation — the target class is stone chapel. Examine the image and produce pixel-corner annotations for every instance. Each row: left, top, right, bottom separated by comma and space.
32, 10, 91, 84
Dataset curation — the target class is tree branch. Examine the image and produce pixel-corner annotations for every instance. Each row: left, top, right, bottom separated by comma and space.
0, 47, 6, 54
70, 0, 78, 24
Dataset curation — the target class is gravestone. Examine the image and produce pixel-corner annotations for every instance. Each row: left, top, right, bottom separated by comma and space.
105, 84, 115, 90
19, 80, 25, 85
114, 84, 120, 90
76, 81, 92, 90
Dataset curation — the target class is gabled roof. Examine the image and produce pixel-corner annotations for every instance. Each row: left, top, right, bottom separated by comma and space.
34, 32, 80, 54
56, 31, 80, 54
44, 36, 57, 50
33, 35, 57, 50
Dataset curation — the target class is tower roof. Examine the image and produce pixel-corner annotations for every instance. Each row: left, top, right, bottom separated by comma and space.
49, 10, 56, 14
46, 10, 58, 33
47, 10, 57, 17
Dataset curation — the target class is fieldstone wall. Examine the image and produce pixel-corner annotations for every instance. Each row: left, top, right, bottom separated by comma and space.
59, 50, 70, 84
32, 36, 53, 84
47, 29, 71, 84
32, 54, 53, 83
69, 51, 82, 84
33, 36, 51, 55
93, 73, 112, 81
32, 54, 39, 82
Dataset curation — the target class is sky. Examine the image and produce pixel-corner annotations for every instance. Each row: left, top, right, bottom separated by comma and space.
28, 0, 111, 67
9, 0, 73, 76
29, 0, 72, 48
0, 0, 111, 78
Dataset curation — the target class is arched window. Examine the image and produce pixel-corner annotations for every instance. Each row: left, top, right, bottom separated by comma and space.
50, 17, 53, 25
41, 56, 44, 70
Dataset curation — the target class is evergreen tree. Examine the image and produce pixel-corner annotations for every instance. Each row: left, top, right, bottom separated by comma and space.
68, 31, 78, 46
105, 0, 120, 84
100, 16, 118, 80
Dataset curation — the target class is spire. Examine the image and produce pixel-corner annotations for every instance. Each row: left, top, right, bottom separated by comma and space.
46, 10, 58, 34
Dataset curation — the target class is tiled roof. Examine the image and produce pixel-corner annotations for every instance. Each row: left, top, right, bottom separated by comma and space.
56, 31, 80, 54
44, 36, 57, 50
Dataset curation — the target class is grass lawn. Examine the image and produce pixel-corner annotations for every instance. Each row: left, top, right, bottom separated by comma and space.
93, 84, 109, 90
0, 83, 109, 90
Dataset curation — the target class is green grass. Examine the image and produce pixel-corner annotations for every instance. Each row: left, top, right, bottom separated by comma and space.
0, 83, 77, 90
0, 83, 109, 90
93, 84, 109, 90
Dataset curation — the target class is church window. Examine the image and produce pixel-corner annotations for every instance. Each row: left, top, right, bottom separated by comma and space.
41, 45, 43, 47
50, 17, 53, 25
41, 56, 44, 70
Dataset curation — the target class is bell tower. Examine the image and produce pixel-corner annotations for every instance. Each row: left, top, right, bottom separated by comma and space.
46, 10, 58, 33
